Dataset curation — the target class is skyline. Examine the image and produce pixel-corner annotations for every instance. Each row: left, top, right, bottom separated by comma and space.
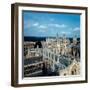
23, 11, 80, 38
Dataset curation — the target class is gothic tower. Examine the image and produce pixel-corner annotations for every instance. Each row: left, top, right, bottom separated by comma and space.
73, 35, 77, 45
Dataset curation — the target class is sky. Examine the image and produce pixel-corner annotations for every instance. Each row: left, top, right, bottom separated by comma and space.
23, 11, 80, 38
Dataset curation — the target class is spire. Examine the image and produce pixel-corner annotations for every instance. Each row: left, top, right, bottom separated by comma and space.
63, 33, 66, 39
73, 34, 77, 45
56, 33, 59, 44
56, 33, 59, 40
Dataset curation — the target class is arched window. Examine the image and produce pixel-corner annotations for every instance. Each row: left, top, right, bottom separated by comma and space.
74, 69, 77, 75
64, 73, 66, 76
71, 71, 74, 75
55, 55, 57, 62
49, 52, 50, 57
74, 69, 76, 73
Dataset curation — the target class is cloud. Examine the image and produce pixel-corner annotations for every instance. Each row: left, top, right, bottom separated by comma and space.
32, 22, 39, 26
61, 31, 66, 34
39, 29, 46, 33
50, 18, 54, 22
60, 31, 71, 36
56, 24, 67, 28
24, 21, 39, 29
57, 24, 67, 28
38, 25, 47, 29
24, 19, 67, 34
49, 23, 67, 28
73, 27, 80, 31
38, 25, 47, 33
24, 19, 40, 27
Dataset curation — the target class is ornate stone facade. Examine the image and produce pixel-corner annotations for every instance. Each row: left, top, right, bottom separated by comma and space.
59, 59, 80, 76
24, 34, 80, 76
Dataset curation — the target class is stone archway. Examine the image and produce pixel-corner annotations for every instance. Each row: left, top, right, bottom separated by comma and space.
70, 64, 79, 75
34, 41, 42, 48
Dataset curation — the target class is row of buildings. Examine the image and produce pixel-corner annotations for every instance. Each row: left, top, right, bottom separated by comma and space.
24, 34, 80, 77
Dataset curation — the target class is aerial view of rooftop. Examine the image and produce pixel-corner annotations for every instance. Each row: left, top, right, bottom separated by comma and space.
23, 11, 80, 77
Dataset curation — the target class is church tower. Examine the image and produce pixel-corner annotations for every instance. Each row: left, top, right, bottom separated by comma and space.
56, 33, 61, 54
56, 33, 59, 44
62, 34, 67, 55
73, 35, 77, 45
